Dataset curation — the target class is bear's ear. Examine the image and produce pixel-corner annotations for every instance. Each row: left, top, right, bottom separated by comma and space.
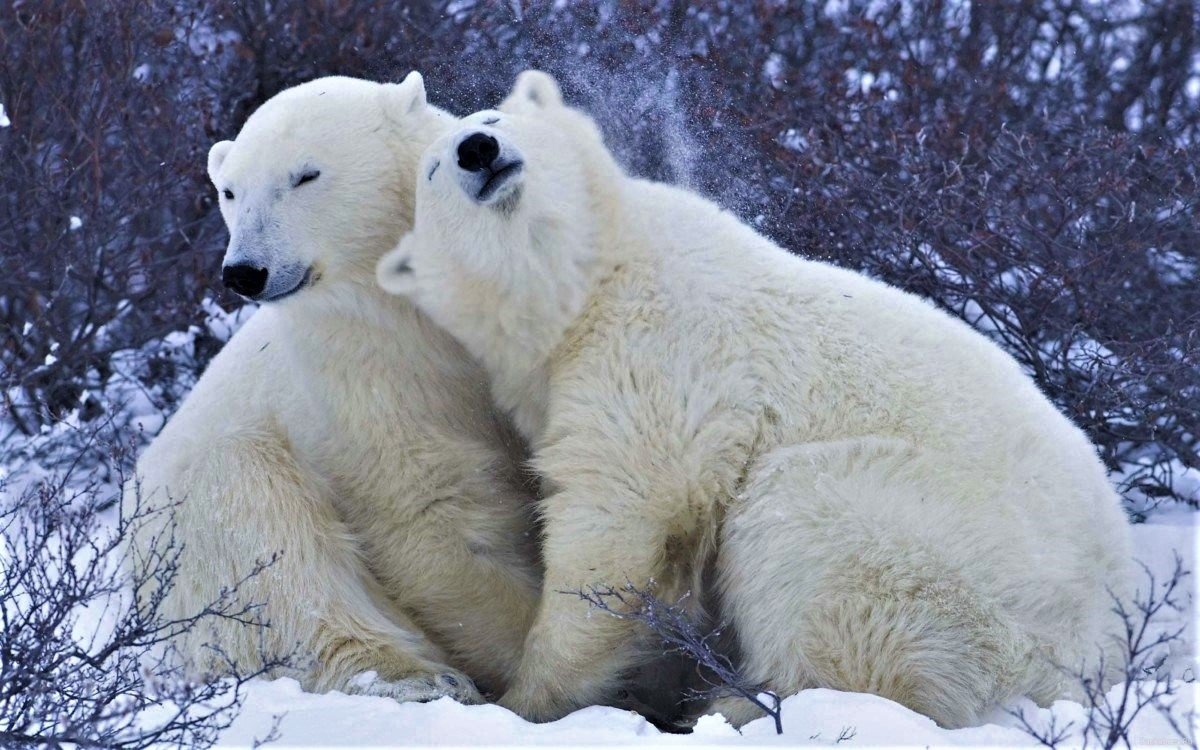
376, 235, 419, 298
207, 140, 233, 183
502, 70, 563, 112
382, 71, 428, 124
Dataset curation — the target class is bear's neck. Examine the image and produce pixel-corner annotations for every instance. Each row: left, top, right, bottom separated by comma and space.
464, 180, 629, 444
280, 275, 441, 382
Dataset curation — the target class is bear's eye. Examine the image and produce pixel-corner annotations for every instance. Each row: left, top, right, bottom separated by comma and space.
427, 160, 440, 181
483, 117, 499, 125
294, 170, 320, 188
222, 189, 234, 200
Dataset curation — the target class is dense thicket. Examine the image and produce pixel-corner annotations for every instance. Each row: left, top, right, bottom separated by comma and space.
2, 0, 1197, 507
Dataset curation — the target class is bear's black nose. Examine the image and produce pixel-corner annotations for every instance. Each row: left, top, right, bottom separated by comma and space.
457, 132, 500, 172
222, 263, 269, 298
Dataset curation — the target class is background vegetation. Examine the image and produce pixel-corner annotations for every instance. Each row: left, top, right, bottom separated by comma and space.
3, 0, 1196, 510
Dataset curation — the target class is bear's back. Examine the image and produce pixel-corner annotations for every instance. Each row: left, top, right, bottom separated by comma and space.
615, 178, 1106, 486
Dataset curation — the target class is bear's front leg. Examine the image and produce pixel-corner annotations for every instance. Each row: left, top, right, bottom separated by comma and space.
498, 488, 687, 722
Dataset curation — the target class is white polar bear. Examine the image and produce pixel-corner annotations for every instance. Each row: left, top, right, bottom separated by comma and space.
377, 71, 1136, 728
126, 73, 542, 704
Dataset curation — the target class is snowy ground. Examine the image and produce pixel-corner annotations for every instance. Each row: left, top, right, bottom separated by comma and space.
5, 304, 1197, 748
219, 682, 1196, 748
215, 512, 1197, 748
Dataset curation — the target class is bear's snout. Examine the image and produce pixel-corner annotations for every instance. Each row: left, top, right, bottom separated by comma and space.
222, 263, 269, 298
457, 132, 500, 172
449, 130, 524, 206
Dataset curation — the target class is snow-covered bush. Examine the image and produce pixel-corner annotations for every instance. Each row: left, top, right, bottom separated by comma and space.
0, 2, 238, 431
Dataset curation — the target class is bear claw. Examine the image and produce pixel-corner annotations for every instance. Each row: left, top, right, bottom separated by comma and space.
346, 669, 483, 705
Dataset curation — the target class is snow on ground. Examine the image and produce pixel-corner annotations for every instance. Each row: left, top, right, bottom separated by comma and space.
216, 514, 1197, 748
217, 679, 1198, 748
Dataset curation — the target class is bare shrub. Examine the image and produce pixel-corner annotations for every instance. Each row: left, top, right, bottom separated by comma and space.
573, 584, 783, 734
1010, 556, 1197, 749
0, 430, 287, 748
0, 1, 236, 432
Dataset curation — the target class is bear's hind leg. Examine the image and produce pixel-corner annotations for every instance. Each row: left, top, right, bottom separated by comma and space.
711, 438, 1038, 729
128, 428, 480, 704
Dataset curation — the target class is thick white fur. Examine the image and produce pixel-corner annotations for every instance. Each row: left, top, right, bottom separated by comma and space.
378, 70, 1136, 728
125, 74, 541, 704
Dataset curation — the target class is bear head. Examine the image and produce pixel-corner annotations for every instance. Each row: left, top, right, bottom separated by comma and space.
376, 71, 621, 299
209, 72, 451, 303
375, 71, 632, 394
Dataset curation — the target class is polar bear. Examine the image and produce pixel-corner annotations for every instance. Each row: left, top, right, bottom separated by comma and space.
376, 71, 1136, 727
125, 73, 542, 704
